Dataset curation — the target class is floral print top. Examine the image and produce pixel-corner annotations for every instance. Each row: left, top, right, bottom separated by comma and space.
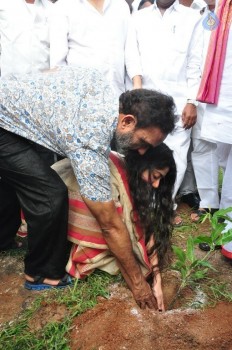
0, 66, 118, 201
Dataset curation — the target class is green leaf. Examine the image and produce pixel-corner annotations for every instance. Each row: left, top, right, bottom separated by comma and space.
220, 229, 232, 245
172, 245, 186, 263
186, 236, 195, 263
189, 259, 202, 269
194, 236, 212, 244
211, 223, 226, 241
197, 260, 216, 271
171, 261, 185, 270
213, 207, 232, 218
180, 267, 187, 279
190, 269, 208, 281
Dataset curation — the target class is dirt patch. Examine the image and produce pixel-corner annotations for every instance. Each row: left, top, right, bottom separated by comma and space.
1, 203, 232, 349
29, 302, 69, 331
0, 254, 38, 328
70, 285, 232, 350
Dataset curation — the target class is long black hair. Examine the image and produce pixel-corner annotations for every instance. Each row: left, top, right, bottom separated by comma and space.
125, 143, 176, 269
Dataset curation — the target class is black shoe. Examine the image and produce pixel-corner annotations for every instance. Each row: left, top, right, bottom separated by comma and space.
199, 243, 221, 252
180, 193, 200, 210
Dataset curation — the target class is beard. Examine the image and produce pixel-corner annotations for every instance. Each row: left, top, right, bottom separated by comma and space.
112, 130, 134, 155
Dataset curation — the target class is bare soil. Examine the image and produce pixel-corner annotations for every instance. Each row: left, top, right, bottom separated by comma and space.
1, 203, 232, 349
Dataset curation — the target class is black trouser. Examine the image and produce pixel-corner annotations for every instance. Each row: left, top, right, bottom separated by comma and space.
0, 179, 21, 250
0, 128, 69, 279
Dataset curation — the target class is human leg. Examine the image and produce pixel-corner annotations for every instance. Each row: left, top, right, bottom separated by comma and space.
164, 118, 191, 199
192, 138, 220, 209
178, 141, 199, 209
164, 118, 191, 225
0, 128, 69, 279
213, 143, 232, 258
0, 178, 21, 250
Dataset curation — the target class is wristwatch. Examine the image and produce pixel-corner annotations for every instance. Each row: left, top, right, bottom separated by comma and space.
187, 99, 198, 106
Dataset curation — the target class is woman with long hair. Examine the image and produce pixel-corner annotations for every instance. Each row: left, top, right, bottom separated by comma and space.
53, 142, 176, 310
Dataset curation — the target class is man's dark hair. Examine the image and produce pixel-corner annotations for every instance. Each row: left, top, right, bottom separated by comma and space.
119, 89, 177, 135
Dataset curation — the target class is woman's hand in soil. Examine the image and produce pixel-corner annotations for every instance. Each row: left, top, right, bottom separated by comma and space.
152, 272, 165, 312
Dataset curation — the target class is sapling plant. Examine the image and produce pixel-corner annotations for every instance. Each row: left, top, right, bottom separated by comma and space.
169, 207, 232, 309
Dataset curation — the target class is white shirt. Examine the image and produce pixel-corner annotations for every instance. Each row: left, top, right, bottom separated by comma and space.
126, 1, 203, 114
190, 0, 206, 12
132, 0, 141, 12
192, 6, 214, 138
0, 0, 53, 77
201, 25, 232, 144
50, 0, 140, 96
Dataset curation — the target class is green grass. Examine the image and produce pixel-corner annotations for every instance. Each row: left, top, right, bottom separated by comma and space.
0, 271, 118, 350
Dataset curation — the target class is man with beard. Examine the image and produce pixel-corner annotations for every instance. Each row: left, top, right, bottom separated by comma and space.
0, 66, 176, 309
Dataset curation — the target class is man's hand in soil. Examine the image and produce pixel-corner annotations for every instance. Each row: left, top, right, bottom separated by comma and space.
131, 275, 157, 309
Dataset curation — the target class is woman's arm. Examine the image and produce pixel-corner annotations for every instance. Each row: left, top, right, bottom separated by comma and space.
147, 239, 165, 311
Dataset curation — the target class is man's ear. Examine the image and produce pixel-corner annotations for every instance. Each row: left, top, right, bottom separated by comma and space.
118, 114, 137, 131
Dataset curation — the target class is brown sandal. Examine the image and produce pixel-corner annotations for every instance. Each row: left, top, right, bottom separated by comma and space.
190, 209, 207, 223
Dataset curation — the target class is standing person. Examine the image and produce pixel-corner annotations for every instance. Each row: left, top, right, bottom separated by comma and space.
0, 0, 57, 242
179, 0, 219, 222
0, 0, 52, 77
198, 0, 232, 258
190, 0, 220, 222
126, 0, 203, 224
49, 0, 142, 97
0, 66, 176, 307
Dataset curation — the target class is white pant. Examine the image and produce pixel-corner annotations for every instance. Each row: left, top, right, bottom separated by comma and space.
164, 117, 191, 198
192, 138, 220, 209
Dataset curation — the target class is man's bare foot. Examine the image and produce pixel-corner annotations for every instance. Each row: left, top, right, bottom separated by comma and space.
25, 274, 64, 286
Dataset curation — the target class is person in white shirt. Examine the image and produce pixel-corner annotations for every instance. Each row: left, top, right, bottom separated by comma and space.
190, 0, 220, 222
126, 0, 203, 224
0, 0, 53, 77
49, 0, 142, 97
199, 1, 232, 257
0, 0, 57, 245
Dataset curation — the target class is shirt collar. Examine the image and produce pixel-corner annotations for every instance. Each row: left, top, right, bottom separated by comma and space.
81, 0, 111, 13
153, 0, 181, 13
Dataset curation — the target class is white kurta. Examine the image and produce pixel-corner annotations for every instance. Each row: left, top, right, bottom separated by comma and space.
201, 26, 232, 145
190, 8, 220, 209
127, 1, 203, 114
126, 1, 203, 199
49, 0, 141, 97
201, 24, 232, 256
0, 0, 52, 77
